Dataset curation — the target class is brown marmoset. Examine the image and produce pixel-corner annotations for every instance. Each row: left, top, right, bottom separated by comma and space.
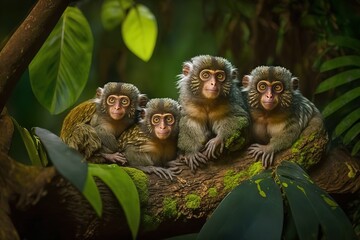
118, 98, 182, 180
60, 82, 146, 163
242, 66, 325, 168
177, 55, 250, 171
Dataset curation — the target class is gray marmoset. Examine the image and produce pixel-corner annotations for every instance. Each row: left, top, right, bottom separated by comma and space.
242, 65, 325, 168
177, 55, 250, 171
118, 98, 182, 180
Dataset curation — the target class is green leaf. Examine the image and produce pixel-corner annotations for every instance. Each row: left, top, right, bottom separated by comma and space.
320, 56, 360, 72
276, 160, 312, 181
11, 118, 46, 166
329, 36, 360, 52
198, 170, 283, 240
343, 122, 360, 145
117, 0, 133, 9
82, 173, 102, 217
351, 140, 360, 156
122, 4, 157, 62
322, 87, 360, 118
315, 69, 360, 93
32, 134, 49, 166
34, 127, 88, 192
333, 108, 360, 139
101, 0, 126, 31
29, 6, 94, 114
277, 161, 356, 240
88, 164, 140, 240
276, 163, 319, 240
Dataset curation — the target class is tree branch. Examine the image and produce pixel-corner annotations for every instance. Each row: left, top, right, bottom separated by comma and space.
0, 0, 70, 112
5, 108, 359, 239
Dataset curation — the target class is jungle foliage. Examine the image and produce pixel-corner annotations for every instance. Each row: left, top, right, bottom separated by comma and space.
1, 0, 360, 239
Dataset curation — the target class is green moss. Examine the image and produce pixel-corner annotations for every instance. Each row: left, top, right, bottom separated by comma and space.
142, 214, 161, 231
224, 170, 242, 190
290, 132, 321, 169
185, 194, 201, 209
247, 162, 263, 176
208, 187, 218, 198
308, 133, 316, 142
292, 154, 316, 170
225, 132, 245, 151
291, 137, 303, 154
162, 197, 178, 218
291, 132, 317, 154
291, 153, 305, 167
123, 167, 149, 204
223, 162, 263, 191
225, 118, 249, 151
345, 162, 356, 178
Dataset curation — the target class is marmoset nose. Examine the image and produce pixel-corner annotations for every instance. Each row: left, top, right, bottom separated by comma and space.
266, 89, 273, 99
114, 101, 121, 109
159, 121, 166, 129
210, 76, 217, 86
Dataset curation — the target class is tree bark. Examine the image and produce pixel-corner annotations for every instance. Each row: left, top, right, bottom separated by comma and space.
0, 109, 56, 240
2, 108, 359, 239
0, 0, 70, 112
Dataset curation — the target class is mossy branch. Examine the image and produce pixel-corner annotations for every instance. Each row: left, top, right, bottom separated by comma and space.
3, 101, 360, 239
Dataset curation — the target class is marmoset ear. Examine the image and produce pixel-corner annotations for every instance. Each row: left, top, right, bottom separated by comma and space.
242, 75, 252, 89
182, 62, 192, 76
291, 77, 299, 91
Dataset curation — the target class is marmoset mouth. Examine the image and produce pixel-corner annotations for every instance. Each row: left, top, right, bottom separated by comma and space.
205, 87, 218, 92
110, 111, 125, 120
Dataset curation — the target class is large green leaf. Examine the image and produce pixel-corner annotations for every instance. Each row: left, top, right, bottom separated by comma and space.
333, 108, 360, 139
276, 161, 356, 240
198, 170, 283, 240
322, 87, 360, 118
315, 69, 360, 93
34, 127, 88, 192
122, 4, 157, 62
29, 6, 93, 114
88, 164, 140, 240
277, 163, 319, 239
82, 172, 103, 217
101, 0, 130, 31
343, 122, 360, 145
320, 56, 360, 72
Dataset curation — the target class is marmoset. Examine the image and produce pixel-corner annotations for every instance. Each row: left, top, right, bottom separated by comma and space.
118, 98, 182, 180
242, 66, 324, 168
177, 55, 250, 171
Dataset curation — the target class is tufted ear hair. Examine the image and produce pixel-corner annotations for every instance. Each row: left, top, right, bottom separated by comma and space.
241, 75, 253, 90
96, 87, 103, 98
139, 109, 146, 120
291, 77, 299, 91
182, 62, 193, 76
138, 94, 148, 108
231, 68, 238, 80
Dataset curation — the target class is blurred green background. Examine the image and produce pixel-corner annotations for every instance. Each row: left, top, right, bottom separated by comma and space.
1, 0, 360, 162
